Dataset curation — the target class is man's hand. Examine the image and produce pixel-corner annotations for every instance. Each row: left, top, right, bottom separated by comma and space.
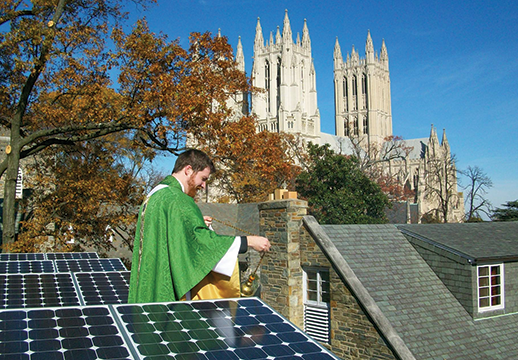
203, 216, 213, 228
247, 236, 271, 253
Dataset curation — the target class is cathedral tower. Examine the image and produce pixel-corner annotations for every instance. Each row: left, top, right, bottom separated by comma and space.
251, 10, 320, 143
333, 31, 392, 147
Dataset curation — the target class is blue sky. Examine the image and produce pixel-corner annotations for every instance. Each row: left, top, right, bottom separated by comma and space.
132, 0, 518, 212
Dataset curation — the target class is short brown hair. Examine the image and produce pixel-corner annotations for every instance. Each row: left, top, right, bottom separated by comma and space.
172, 149, 215, 174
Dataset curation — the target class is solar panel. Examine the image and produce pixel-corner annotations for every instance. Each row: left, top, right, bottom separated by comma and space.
0, 305, 133, 359
0, 252, 99, 262
75, 271, 131, 306
0, 260, 55, 274
0, 253, 45, 261
55, 258, 127, 273
0, 273, 81, 310
46, 252, 99, 260
114, 298, 339, 359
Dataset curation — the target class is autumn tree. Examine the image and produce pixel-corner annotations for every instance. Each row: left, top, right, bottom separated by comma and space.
0, 0, 254, 247
296, 143, 390, 224
9, 137, 145, 257
195, 115, 300, 203
461, 165, 493, 222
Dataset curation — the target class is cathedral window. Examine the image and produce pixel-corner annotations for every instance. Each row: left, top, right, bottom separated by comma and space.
352, 75, 358, 111
363, 116, 368, 135
344, 120, 350, 137
353, 117, 359, 136
265, 61, 271, 113
361, 74, 367, 109
343, 77, 348, 112
277, 60, 281, 111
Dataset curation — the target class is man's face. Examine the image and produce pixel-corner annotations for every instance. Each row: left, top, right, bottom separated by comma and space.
186, 166, 211, 198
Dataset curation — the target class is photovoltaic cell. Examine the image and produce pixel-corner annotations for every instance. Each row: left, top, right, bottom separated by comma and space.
0, 305, 132, 359
114, 298, 339, 360
0, 273, 81, 309
75, 271, 131, 306
0, 260, 55, 274
55, 258, 127, 273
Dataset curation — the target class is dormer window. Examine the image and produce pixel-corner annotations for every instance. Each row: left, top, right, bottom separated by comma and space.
477, 264, 504, 312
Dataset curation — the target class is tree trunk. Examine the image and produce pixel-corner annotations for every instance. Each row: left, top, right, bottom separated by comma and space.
2, 149, 21, 249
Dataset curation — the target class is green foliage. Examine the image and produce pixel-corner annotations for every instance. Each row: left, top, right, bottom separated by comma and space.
296, 143, 390, 224
492, 200, 518, 221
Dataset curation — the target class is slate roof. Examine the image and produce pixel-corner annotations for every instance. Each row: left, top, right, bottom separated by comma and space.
398, 222, 518, 262
304, 218, 518, 359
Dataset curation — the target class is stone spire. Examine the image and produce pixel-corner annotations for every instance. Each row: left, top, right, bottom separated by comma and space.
236, 36, 245, 72
380, 39, 389, 69
282, 9, 292, 44
302, 18, 311, 50
441, 128, 450, 153
334, 37, 342, 70
254, 17, 264, 51
275, 26, 281, 44
366, 30, 375, 63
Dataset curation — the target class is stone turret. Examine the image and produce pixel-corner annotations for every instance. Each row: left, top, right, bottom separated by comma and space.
250, 10, 320, 142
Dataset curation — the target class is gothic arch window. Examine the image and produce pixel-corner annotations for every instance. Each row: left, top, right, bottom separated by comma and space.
265, 60, 271, 113
352, 75, 358, 111
353, 117, 359, 136
300, 61, 305, 91
343, 77, 348, 112
361, 74, 367, 109
344, 119, 350, 137
363, 116, 368, 135
276, 58, 281, 111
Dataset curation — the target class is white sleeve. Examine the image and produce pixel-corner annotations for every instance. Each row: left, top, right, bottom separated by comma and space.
212, 236, 241, 277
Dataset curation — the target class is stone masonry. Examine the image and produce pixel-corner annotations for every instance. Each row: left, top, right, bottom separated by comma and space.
258, 198, 396, 359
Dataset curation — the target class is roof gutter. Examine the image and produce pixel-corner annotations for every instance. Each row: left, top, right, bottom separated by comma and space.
303, 216, 416, 360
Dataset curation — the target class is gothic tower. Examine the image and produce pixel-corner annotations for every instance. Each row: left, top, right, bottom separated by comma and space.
251, 10, 320, 143
333, 31, 392, 147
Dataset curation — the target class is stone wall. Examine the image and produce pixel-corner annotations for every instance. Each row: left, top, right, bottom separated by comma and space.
258, 199, 396, 359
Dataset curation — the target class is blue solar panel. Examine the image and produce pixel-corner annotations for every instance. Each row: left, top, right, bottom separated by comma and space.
75, 271, 130, 306
46, 252, 99, 260
0, 252, 99, 262
0, 273, 81, 309
0, 253, 45, 261
0, 260, 55, 274
0, 306, 132, 359
55, 258, 127, 273
114, 298, 339, 359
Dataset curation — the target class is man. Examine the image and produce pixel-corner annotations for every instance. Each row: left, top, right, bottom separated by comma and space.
128, 149, 271, 303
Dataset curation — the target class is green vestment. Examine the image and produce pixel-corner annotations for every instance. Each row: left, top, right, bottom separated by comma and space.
128, 176, 236, 303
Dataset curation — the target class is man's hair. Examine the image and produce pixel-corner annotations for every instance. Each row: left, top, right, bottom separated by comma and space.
172, 149, 216, 174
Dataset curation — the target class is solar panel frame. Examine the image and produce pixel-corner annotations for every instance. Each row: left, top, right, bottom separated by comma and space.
113, 297, 340, 360
0, 305, 134, 359
54, 258, 127, 273
0, 273, 82, 310
0, 252, 99, 262
0, 260, 56, 274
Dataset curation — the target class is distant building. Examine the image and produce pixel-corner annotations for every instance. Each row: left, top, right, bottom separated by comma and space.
233, 11, 464, 223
